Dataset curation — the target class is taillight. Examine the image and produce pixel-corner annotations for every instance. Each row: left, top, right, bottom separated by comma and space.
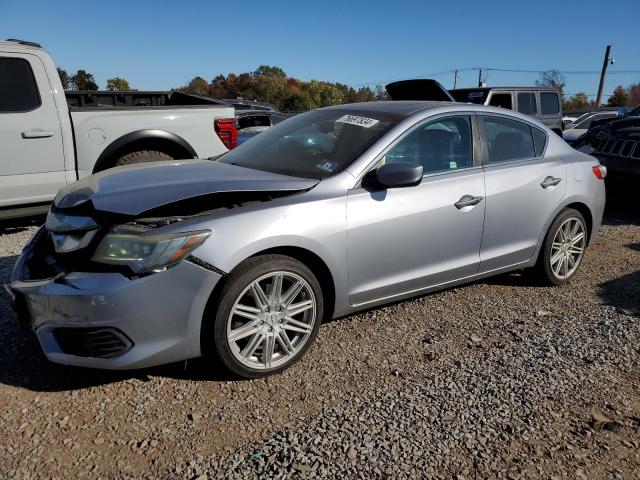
214, 118, 238, 150
592, 165, 607, 179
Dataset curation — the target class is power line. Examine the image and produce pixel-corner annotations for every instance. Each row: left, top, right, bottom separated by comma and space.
346, 66, 640, 88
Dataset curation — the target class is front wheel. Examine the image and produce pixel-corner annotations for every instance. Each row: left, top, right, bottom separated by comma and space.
206, 255, 323, 378
538, 208, 587, 285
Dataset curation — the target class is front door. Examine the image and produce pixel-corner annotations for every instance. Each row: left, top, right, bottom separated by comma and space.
347, 114, 486, 307
0, 53, 66, 207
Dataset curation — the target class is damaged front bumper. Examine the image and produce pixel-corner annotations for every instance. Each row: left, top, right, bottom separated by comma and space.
7, 227, 223, 370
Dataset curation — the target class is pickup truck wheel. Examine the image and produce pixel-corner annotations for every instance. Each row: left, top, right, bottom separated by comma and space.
115, 150, 173, 166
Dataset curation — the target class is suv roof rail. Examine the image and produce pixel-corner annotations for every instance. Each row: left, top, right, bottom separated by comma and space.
5, 38, 42, 48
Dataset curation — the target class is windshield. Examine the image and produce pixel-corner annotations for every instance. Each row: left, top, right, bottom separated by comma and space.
219, 109, 402, 179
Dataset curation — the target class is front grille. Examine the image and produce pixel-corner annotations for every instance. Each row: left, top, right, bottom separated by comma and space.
53, 327, 132, 358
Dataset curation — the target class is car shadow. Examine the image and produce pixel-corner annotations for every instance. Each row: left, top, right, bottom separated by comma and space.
597, 267, 640, 317
602, 181, 640, 226
0, 215, 45, 234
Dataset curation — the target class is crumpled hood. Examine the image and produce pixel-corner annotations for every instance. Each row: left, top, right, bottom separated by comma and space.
54, 160, 318, 216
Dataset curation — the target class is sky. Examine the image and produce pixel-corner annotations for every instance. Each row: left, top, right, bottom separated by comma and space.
1, 0, 639, 100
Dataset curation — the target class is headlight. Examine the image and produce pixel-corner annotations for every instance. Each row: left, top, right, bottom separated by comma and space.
92, 229, 211, 273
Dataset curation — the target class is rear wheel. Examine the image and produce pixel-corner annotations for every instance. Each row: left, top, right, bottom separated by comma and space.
206, 255, 323, 379
538, 208, 587, 285
115, 150, 173, 166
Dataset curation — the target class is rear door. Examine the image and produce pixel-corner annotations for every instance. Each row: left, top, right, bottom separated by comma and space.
347, 114, 485, 306
0, 53, 66, 206
478, 114, 566, 272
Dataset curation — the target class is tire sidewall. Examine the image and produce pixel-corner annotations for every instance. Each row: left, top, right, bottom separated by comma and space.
210, 255, 324, 379
542, 208, 587, 285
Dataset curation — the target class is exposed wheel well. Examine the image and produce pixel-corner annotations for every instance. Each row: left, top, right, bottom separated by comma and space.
564, 202, 593, 242
93, 137, 194, 173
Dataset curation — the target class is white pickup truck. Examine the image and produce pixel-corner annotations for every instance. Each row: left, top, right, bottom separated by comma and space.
0, 39, 237, 219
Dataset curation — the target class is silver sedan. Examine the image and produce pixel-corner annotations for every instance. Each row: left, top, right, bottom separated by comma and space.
8, 101, 606, 378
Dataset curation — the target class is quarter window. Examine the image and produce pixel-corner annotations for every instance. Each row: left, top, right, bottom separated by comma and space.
0, 57, 41, 112
517, 93, 537, 115
482, 116, 536, 163
532, 127, 547, 156
382, 116, 473, 174
540, 92, 560, 115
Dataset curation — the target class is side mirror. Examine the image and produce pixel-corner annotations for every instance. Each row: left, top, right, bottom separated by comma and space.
376, 162, 423, 188
617, 107, 628, 117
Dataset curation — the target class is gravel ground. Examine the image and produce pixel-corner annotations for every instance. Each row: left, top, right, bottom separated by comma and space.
0, 201, 638, 479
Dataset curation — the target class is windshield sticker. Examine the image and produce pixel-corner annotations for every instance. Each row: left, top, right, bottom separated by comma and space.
316, 161, 338, 173
336, 114, 380, 128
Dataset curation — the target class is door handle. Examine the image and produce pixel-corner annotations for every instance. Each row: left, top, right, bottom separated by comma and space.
540, 176, 562, 188
455, 195, 484, 209
21, 130, 53, 139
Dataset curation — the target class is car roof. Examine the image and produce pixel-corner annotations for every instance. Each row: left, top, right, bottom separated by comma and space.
322, 100, 451, 116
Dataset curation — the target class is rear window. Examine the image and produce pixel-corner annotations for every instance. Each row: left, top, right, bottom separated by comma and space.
540, 92, 560, 115
0, 57, 41, 112
517, 93, 537, 115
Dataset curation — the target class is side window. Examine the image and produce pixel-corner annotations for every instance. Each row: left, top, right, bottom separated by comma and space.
517, 92, 537, 115
383, 116, 473, 174
0, 57, 41, 112
489, 93, 513, 110
531, 127, 547, 156
482, 116, 536, 163
540, 92, 560, 115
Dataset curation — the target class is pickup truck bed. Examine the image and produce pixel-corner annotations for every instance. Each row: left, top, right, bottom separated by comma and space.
65, 91, 226, 109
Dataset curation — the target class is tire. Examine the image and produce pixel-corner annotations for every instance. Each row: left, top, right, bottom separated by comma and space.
115, 150, 173, 167
205, 254, 324, 379
538, 208, 588, 286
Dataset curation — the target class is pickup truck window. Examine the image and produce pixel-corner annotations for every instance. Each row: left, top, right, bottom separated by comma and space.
540, 92, 560, 115
0, 57, 41, 112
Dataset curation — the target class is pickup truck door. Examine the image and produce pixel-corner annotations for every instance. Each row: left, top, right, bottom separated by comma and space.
0, 53, 66, 207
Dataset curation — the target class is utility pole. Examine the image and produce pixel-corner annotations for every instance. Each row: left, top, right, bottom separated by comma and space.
477, 68, 483, 87
453, 69, 458, 89
595, 45, 612, 107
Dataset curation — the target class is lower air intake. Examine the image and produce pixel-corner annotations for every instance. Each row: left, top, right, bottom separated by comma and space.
53, 327, 132, 359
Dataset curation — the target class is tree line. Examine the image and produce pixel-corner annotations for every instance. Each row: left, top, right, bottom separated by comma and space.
178, 65, 388, 111
56, 65, 638, 113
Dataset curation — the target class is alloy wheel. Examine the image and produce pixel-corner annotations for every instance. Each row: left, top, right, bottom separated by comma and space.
550, 217, 586, 280
226, 271, 317, 370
